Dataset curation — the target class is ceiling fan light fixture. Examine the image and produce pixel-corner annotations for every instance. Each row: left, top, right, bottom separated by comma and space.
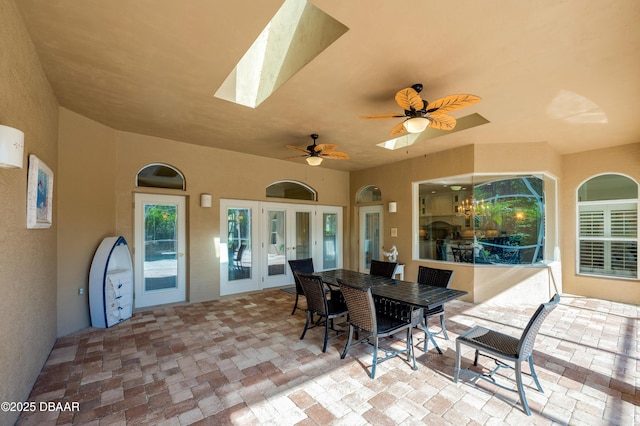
403, 117, 429, 133
306, 156, 323, 166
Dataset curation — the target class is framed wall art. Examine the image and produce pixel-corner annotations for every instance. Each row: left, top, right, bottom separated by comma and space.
27, 154, 53, 229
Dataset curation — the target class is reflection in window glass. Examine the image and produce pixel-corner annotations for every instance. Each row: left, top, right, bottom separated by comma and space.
227, 208, 252, 280
136, 163, 185, 190
323, 213, 337, 269
578, 174, 638, 279
417, 175, 547, 265
266, 181, 316, 201
357, 185, 382, 203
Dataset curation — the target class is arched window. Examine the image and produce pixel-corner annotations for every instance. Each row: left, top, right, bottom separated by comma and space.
577, 174, 638, 279
266, 180, 317, 201
357, 185, 382, 203
136, 163, 186, 190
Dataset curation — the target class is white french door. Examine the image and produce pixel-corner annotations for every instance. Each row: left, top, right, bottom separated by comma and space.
220, 200, 342, 295
134, 194, 186, 308
262, 203, 314, 289
220, 199, 261, 295
359, 205, 383, 273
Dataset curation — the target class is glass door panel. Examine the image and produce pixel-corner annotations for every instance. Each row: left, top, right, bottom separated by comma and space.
267, 209, 286, 277
227, 207, 252, 280
144, 203, 178, 291
220, 200, 261, 295
323, 212, 337, 270
359, 205, 383, 272
295, 211, 312, 260
134, 194, 186, 308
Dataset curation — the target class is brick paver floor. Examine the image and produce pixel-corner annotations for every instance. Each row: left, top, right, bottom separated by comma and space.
17, 291, 639, 425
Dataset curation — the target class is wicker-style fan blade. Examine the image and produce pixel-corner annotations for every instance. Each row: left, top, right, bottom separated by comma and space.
426, 94, 481, 114
286, 145, 311, 153
321, 151, 350, 160
395, 87, 424, 111
428, 113, 457, 130
390, 121, 408, 136
360, 113, 406, 120
315, 143, 338, 153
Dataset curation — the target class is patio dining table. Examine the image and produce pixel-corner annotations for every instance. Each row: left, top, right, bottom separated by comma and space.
313, 269, 468, 354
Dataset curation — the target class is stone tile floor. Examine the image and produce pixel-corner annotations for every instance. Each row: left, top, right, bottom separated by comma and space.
17, 291, 639, 425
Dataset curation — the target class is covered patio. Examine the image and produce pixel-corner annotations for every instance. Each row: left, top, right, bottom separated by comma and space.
18, 289, 638, 425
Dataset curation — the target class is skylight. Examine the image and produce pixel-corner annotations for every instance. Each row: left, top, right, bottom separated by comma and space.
214, 0, 348, 108
377, 113, 491, 150
377, 134, 422, 150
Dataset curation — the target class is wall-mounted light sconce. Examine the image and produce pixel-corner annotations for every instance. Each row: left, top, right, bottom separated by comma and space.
0, 125, 25, 169
200, 193, 212, 208
388, 201, 397, 213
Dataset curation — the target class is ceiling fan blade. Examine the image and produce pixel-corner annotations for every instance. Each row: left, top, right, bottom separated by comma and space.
284, 154, 308, 159
321, 151, 350, 160
395, 87, 424, 111
428, 113, 457, 130
426, 94, 481, 114
361, 113, 406, 120
315, 143, 338, 153
286, 144, 311, 153
390, 121, 408, 136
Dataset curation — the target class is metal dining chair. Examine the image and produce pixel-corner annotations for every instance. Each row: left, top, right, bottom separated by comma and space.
454, 294, 560, 415
369, 259, 397, 278
288, 258, 314, 315
295, 272, 349, 353
337, 278, 416, 379
416, 265, 454, 351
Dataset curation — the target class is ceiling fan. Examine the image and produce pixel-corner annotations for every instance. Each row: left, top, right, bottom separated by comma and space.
362, 84, 481, 136
286, 134, 350, 166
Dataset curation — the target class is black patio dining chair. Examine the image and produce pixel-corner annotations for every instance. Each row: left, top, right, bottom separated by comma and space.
295, 272, 349, 353
369, 259, 397, 278
337, 278, 416, 379
416, 265, 454, 351
454, 294, 560, 416
288, 258, 314, 315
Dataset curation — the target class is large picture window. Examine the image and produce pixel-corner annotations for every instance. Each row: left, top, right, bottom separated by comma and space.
415, 174, 554, 265
577, 174, 638, 279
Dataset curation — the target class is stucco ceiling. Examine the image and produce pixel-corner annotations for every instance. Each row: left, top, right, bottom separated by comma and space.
16, 0, 640, 171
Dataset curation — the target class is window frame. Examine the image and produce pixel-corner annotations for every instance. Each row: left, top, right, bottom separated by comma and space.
412, 172, 556, 266
576, 174, 638, 280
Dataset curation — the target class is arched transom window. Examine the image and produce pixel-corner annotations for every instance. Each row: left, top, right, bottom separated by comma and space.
266, 180, 317, 201
136, 163, 186, 190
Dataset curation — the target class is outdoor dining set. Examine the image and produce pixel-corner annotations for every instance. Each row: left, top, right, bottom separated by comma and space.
288, 259, 559, 416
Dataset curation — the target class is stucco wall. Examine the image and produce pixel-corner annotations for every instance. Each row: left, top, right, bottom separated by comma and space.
56, 123, 351, 336
113, 131, 351, 303
561, 142, 640, 304
57, 108, 117, 335
0, 1, 59, 424
349, 143, 564, 304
